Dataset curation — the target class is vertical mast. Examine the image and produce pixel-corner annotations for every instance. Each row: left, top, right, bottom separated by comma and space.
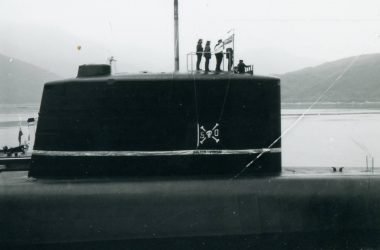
174, 0, 180, 72
232, 33, 235, 68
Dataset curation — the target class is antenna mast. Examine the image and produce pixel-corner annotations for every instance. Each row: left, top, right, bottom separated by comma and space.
174, 0, 180, 72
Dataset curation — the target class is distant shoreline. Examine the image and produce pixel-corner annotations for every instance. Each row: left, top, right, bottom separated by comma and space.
282, 102, 380, 110
0, 103, 40, 115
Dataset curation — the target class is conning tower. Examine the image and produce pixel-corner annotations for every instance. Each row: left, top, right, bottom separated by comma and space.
30, 65, 281, 177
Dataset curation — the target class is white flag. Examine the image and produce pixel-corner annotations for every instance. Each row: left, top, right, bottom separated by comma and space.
223, 34, 234, 45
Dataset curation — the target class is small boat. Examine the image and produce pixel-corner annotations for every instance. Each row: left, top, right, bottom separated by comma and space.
0, 118, 36, 171
0, 148, 30, 171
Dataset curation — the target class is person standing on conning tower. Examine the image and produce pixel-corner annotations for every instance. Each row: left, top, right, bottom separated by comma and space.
196, 39, 203, 71
226, 48, 234, 72
204, 41, 211, 72
214, 39, 224, 72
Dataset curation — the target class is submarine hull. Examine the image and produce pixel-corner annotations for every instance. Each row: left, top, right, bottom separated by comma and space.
1, 169, 380, 249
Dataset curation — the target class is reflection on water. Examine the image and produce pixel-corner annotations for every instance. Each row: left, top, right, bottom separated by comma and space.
0, 105, 379, 168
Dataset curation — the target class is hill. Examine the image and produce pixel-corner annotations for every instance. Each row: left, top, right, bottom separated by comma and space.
281, 53, 380, 103
0, 22, 151, 77
240, 48, 323, 75
2, 51, 380, 105
0, 54, 59, 104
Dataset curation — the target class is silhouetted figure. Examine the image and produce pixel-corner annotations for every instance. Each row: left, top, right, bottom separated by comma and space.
18, 128, 23, 146
226, 48, 234, 72
196, 39, 203, 70
203, 41, 211, 72
237, 60, 247, 73
214, 39, 223, 71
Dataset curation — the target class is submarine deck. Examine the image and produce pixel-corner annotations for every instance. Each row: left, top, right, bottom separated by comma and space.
2, 167, 380, 247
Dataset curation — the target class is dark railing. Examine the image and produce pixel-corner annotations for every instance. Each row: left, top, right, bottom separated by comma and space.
187, 52, 253, 74
245, 65, 254, 74
186, 52, 233, 72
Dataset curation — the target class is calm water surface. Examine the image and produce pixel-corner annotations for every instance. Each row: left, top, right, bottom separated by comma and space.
282, 109, 380, 167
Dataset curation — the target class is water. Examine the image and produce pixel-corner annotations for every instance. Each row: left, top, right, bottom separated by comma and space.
1, 104, 379, 168
282, 109, 380, 167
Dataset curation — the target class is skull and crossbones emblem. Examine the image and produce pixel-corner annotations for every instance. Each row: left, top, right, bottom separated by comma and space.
199, 123, 220, 144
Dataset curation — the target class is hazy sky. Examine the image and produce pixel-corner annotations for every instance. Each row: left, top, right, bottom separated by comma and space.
1, 0, 380, 75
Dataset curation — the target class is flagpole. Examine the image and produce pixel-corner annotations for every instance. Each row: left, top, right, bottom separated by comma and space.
232, 31, 235, 68
174, 0, 180, 72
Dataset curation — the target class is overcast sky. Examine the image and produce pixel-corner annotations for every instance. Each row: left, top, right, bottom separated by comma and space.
1, 0, 380, 75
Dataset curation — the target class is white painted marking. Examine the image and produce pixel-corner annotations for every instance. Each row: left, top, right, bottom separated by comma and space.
33, 148, 281, 157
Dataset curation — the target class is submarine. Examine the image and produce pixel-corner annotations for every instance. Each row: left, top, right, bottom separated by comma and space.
1, 63, 380, 249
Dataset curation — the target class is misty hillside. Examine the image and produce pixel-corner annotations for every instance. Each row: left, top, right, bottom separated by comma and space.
0, 54, 59, 104
0, 22, 326, 77
281, 53, 380, 103
2, 51, 380, 105
0, 22, 152, 77
240, 48, 322, 75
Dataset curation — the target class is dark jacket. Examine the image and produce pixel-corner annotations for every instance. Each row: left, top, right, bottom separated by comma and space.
237, 62, 247, 73
196, 44, 203, 56
226, 48, 233, 59
203, 45, 211, 59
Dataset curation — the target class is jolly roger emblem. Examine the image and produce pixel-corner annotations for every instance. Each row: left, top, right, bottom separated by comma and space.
198, 123, 220, 145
